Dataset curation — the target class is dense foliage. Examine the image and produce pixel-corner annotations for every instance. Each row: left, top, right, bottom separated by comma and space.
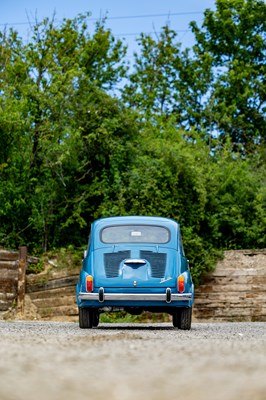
0, 0, 265, 284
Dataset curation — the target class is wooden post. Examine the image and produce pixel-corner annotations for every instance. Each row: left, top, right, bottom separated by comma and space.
17, 246, 27, 314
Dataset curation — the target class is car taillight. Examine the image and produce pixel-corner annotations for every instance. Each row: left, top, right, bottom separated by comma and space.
178, 275, 185, 293
86, 275, 93, 292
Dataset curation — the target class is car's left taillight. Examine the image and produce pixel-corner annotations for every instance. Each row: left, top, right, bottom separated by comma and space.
86, 275, 93, 292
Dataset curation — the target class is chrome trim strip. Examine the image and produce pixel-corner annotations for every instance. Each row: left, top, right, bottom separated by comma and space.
124, 259, 146, 264
78, 292, 192, 302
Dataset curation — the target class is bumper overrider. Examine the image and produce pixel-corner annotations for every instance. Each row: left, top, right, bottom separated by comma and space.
78, 287, 193, 304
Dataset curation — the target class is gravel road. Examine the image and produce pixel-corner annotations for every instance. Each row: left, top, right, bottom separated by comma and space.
0, 321, 265, 400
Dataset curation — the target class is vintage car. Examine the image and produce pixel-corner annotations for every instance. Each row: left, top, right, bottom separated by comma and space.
76, 216, 194, 329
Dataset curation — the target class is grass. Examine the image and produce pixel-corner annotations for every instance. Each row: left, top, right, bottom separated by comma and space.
100, 311, 171, 323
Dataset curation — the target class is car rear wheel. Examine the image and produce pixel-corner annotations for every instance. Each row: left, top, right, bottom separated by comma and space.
79, 307, 93, 329
172, 310, 180, 328
172, 307, 192, 330
92, 311, 100, 327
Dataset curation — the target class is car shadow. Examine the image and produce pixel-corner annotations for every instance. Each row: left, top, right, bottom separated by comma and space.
96, 323, 175, 331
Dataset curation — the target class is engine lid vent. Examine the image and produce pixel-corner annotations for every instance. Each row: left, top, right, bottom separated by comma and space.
140, 250, 167, 278
104, 250, 130, 278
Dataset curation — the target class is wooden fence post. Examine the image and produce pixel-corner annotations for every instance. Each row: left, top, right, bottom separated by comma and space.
17, 246, 27, 314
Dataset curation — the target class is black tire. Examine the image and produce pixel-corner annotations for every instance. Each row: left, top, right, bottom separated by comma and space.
172, 307, 192, 330
172, 310, 180, 328
79, 307, 93, 329
92, 311, 100, 327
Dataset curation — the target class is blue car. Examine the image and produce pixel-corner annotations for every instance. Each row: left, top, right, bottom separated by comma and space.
76, 216, 194, 329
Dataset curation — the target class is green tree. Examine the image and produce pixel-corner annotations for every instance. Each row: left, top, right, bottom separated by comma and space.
122, 26, 183, 119
0, 14, 128, 251
97, 118, 223, 284
0, 28, 34, 248
198, 140, 266, 250
122, 0, 266, 154
191, 0, 266, 153
55, 85, 140, 244
1, 8, 265, 287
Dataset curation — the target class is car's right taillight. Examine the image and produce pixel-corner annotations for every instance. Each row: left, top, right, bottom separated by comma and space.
177, 275, 185, 293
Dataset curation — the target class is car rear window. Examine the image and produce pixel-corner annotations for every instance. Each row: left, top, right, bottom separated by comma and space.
101, 225, 170, 244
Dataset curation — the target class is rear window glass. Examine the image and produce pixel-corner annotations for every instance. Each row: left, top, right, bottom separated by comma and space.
101, 225, 170, 244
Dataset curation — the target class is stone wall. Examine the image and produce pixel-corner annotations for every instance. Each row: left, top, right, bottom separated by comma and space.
1, 248, 266, 322
26, 267, 79, 320
0, 249, 19, 313
194, 250, 266, 321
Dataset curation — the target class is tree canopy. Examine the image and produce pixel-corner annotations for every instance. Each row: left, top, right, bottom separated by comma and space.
0, 0, 265, 284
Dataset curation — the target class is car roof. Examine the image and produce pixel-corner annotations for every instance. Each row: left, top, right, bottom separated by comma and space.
92, 216, 180, 233
90, 216, 180, 248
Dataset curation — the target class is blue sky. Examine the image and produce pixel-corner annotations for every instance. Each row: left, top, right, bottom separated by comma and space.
0, 0, 216, 56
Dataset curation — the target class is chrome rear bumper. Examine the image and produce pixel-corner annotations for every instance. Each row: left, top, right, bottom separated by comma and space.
78, 287, 192, 303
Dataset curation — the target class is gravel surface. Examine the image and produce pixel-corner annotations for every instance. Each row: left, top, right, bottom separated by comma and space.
0, 321, 265, 400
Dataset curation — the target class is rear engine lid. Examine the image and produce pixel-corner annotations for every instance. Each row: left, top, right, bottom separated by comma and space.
93, 246, 178, 289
